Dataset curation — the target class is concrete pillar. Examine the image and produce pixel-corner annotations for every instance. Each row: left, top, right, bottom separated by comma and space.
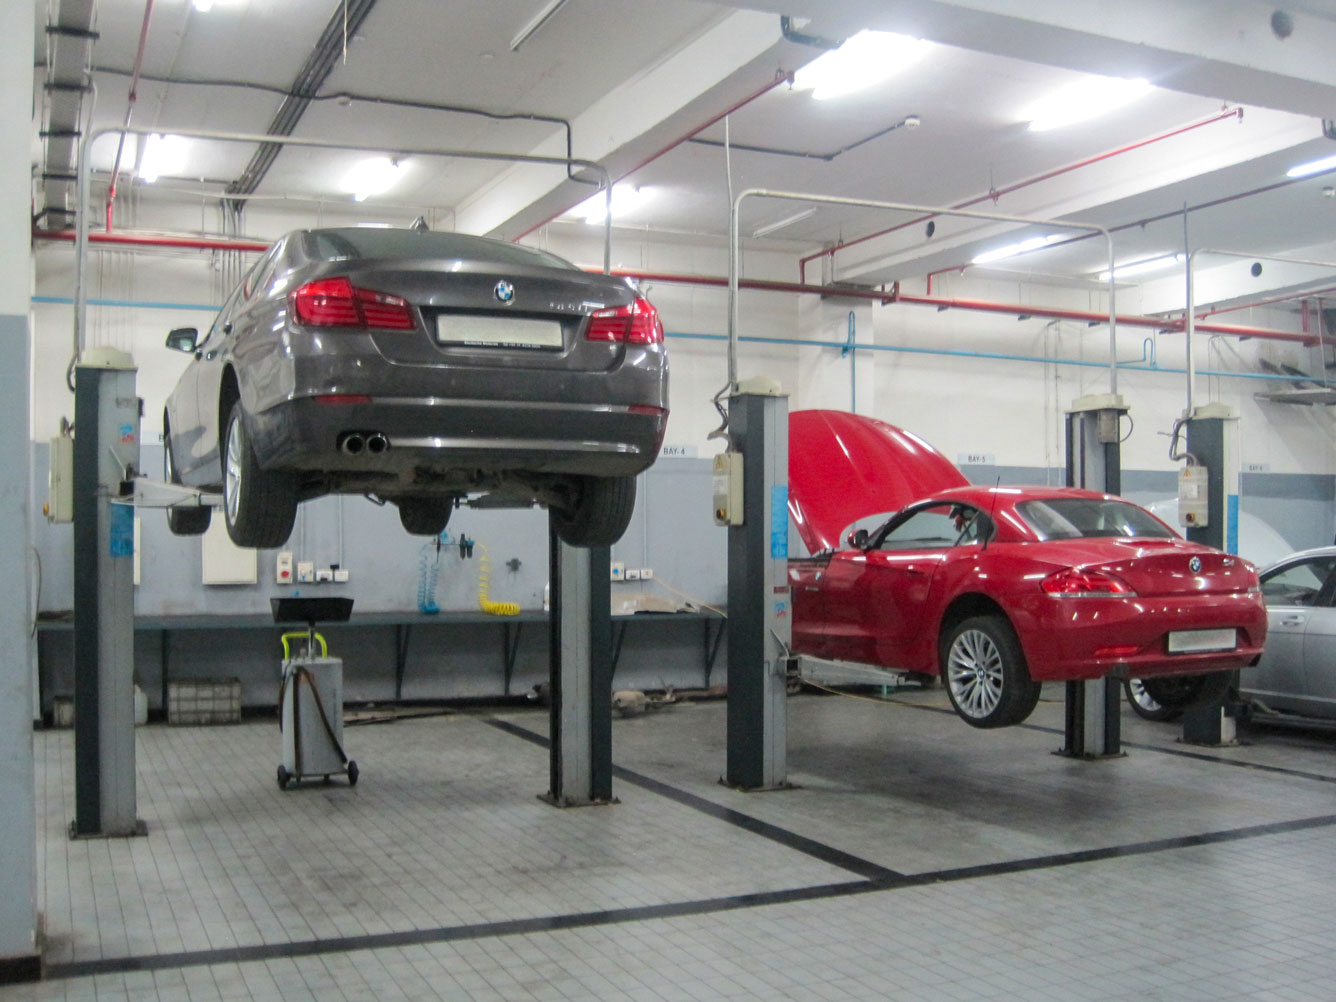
0, 0, 41, 981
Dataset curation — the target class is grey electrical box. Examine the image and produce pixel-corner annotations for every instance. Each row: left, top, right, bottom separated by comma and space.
1178, 465, 1209, 528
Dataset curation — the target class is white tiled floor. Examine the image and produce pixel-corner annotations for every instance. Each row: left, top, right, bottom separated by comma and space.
12, 686, 1336, 1001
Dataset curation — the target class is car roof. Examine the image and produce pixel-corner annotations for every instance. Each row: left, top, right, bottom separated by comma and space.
1260, 546, 1336, 574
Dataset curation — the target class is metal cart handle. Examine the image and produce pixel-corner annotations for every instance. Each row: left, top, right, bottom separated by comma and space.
281, 631, 327, 660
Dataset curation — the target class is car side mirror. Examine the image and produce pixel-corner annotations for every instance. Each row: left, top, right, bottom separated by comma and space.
165, 327, 199, 353
848, 528, 870, 549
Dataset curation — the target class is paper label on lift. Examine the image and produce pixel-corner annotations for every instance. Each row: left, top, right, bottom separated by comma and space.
770, 485, 788, 559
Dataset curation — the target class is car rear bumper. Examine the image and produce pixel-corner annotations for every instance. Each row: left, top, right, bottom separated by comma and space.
1012, 592, 1268, 682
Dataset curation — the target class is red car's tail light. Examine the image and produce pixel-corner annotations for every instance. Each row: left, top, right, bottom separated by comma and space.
586, 297, 663, 344
291, 277, 415, 330
1041, 567, 1137, 597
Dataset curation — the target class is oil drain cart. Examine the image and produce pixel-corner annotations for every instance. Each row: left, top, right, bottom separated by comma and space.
271, 597, 358, 789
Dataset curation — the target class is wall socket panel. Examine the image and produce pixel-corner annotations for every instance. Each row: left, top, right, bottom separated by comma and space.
276, 551, 294, 585
296, 561, 315, 583
625, 568, 642, 581
639, 568, 653, 579
610, 561, 626, 581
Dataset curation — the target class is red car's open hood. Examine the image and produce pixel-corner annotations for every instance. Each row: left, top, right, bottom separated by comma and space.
789, 410, 969, 553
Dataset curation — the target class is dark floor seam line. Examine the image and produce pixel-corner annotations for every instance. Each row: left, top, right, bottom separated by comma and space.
1021, 722, 1336, 784
481, 716, 901, 882
44, 810, 1336, 983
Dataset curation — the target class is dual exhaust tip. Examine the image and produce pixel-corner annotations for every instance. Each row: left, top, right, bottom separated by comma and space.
339, 432, 389, 456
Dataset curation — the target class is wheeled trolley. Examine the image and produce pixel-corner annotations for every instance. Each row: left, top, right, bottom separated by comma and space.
271, 598, 358, 789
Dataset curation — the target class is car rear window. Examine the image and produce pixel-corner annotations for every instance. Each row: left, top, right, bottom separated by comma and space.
305, 228, 578, 271
1015, 498, 1177, 541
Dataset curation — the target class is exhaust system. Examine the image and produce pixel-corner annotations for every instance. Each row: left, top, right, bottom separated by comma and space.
366, 433, 389, 454
339, 432, 389, 456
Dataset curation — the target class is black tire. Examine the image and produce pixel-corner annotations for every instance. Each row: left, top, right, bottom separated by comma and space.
1139, 670, 1234, 712
276, 765, 291, 790
1124, 678, 1182, 721
222, 401, 296, 548
941, 614, 1042, 728
347, 760, 359, 787
397, 496, 452, 536
164, 420, 211, 536
551, 475, 636, 547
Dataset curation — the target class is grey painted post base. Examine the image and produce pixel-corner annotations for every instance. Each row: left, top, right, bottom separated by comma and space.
1060, 396, 1128, 759
724, 389, 791, 792
71, 357, 146, 839
543, 523, 614, 807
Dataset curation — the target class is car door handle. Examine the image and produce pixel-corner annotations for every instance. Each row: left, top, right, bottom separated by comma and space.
1280, 615, 1306, 626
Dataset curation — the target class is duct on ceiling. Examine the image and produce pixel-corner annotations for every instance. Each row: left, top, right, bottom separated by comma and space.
36, 0, 98, 231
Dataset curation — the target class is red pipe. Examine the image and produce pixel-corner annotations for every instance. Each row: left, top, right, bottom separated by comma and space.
34, 228, 270, 253
800, 106, 1243, 283
512, 70, 795, 242
106, 0, 157, 232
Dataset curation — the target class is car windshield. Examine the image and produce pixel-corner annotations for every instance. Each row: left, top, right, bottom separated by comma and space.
305, 228, 578, 271
1015, 497, 1177, 541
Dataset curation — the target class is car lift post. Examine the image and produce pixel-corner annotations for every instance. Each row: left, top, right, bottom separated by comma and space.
543, 525, 614, 806
71, 349, 146, 838
1180, 403, 1241, 746
1061, 393, 1129, 759
724, 385, 791, 790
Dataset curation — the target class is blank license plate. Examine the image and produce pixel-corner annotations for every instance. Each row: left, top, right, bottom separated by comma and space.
436, 314, 562, 349
1167, 628, 1237, 653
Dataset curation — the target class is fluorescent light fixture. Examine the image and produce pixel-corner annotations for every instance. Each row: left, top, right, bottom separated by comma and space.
971, 234, 1061, 265
510, 0, 567, 51
137, 134, 187, 183
791, 30, 932, 101
752, 207, 817, 238
342, 157, 405, 202
1286, 153, 1336, 178
1096, 253, 1184, 282
193, 0, 214, 11
1023, 76, 1152, 132
566, 184, 652, 225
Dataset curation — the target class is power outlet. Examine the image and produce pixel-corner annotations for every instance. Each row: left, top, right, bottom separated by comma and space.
625, 568, 642, 581
315, 568, 333, 583
639, 568, 653, 580
333, 568, 350, 583
276, 551, 294, 585
296, 561, 315, 583
610, 561, 626, 581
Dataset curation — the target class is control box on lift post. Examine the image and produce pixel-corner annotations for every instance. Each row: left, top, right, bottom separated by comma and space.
1178, 464, 1209, 528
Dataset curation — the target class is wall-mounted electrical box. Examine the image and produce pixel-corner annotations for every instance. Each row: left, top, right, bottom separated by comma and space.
276, 551, 294, 585
1178, 465, 1209, 527
46, 435, 73, 523
712, 451, 743, 526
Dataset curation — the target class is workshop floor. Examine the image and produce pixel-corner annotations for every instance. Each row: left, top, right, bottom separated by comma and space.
15, 685, 1336, 1001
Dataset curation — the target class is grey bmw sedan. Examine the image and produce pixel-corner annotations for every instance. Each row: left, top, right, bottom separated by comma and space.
163, 226, 668, 548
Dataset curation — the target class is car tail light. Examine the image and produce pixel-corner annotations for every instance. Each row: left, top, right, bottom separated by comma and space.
291, 277, 415, 330
586, 297, 663, 344
1041, 567, 1137, 597
1094, 644, 1141, 658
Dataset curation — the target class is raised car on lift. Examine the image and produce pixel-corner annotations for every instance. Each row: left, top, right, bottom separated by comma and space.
788, 410, 1268, 728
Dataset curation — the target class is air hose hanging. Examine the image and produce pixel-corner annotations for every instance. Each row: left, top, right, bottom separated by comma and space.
477, 543, 520, 616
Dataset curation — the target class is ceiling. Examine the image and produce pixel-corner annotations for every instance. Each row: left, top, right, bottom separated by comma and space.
31, 0, 1336, 309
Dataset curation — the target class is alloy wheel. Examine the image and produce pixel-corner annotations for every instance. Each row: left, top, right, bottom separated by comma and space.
225, 417, 242, 524
946, 628, 1005, 719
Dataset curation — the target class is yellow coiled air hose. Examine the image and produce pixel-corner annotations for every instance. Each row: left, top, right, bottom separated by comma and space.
477, 543, 520, 616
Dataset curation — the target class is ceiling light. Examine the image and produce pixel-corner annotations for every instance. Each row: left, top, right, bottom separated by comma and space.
752, 208, 817, 238
566, 184, 653, 225
1023, 76, 1152, 132
510, 0, 567, 51
1286, 153, 1336, 178
342, 157, 405, 202
137, 134, 187, 183
192, 0, 213, 11
791, 31, 932, 101
1096, 253, 1184, 282
971, 234, 1061, 265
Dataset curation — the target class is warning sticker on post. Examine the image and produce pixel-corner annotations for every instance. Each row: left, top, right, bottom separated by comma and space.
770, 485, 788, 560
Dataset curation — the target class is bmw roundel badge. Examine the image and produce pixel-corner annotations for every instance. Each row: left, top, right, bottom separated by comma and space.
1189, 556, 1202, 573
494, 280, 515, 304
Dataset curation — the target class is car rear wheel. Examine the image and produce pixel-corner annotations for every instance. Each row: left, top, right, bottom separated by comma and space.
1138, 670, 1233, 713
222, 402, 296, 548
164, 419, 211, 536
551, 475, 636, 547
398, 496, 452, 536
942, 615, 1041, 728
1124, 678, 1182, 721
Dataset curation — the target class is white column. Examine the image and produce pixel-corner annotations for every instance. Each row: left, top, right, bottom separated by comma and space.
0, 0, 40, 973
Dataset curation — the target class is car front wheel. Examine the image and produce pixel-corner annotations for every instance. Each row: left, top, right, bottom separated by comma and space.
551, 475, 636, 547
1138, 670, 1233, 713
942, 614, 1042, 728
1124, 678, 1182, 721
222, 402, 296, 548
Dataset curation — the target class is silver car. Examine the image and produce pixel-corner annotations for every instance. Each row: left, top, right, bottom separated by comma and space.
1127, 546, 1336, 723
163, 227, 669, 548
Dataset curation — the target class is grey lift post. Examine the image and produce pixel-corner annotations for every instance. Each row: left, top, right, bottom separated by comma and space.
1180, 404, 1240, 746
1061, 393, 1129, 759
71, 350, 145, 838
725, 387, 791, 791
545, 527, 613, 806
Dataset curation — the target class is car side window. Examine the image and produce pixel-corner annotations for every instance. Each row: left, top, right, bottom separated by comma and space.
196, 284, 245, 352
875, 503, 983, 551
1259, 557, 1336, 607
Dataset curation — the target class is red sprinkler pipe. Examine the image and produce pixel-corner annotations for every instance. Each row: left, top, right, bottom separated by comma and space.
800, 106, 1244, 283
34, 228, 270, 253
106, 0, 157, 232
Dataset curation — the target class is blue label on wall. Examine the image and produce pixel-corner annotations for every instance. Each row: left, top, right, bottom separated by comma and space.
110, 503, 134, 558
771, 485, 788, 559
